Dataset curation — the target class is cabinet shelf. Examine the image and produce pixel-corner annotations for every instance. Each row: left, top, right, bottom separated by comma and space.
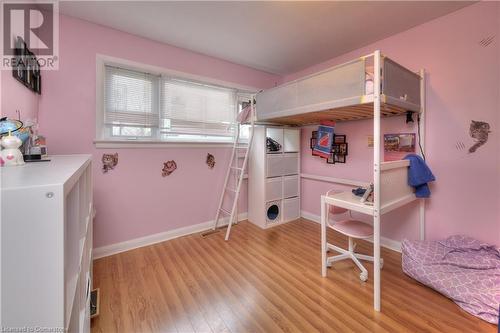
1, 155, 93, 332
249, 126, 301, 229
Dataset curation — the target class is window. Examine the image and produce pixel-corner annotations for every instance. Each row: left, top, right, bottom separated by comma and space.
100, 62, 250, 144
160, 78, 236, 142
104, 66, 159, 139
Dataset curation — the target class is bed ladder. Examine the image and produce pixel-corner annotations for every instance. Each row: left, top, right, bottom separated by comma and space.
208, 100, 255, 241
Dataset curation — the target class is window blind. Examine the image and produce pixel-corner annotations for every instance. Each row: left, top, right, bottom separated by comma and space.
104, 65, 159, 128
102, 63, 245, 142
160, 78, 236, 139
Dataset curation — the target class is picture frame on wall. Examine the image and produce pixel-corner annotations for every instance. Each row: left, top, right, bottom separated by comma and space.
310, 137, 317, 149
384, 133, 416, 161
339, 143, 348, 155
327, 153, 335, 164
334, 134, 346, 144
310, 130, 318, 150
11, 36, 42, 94
334, 154, 346, 163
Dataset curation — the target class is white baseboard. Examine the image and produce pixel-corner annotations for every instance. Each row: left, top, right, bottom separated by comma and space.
300, 210, 402, 253
94, 210, 401, 259
93, 213, 247, 259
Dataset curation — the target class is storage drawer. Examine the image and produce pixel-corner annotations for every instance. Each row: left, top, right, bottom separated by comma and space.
283, 197, 300, 222
284, 129, 300, 152
282, 153, 299, 175
283, 175, 299, 198
266, 154, 283, 178
265, 177, 283, 201
266, 200, 281, 224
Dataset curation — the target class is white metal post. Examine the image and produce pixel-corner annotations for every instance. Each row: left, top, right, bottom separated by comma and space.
418, 69, 426, 241
321, 195, 327, 277
373, 50, 382, 312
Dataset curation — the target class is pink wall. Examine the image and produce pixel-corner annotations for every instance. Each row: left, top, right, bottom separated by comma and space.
292, 2, 500, 246
1, 70, 39, 121
6, 2, 498, 248
36, 15, 279, 247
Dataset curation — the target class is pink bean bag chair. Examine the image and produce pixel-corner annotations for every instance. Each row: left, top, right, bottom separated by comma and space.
402, 235, 500, 324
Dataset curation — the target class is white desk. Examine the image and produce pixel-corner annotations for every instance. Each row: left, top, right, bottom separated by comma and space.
320, 189, 418, 311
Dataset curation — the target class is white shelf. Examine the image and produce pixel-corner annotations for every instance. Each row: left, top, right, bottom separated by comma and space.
1, 155, 93, 332
249, 126, 301, 229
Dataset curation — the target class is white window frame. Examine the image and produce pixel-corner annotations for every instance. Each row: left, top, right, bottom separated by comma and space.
95, 54, 257, 148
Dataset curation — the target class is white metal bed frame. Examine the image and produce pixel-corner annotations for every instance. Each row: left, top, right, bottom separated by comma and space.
257, 50, 426, 312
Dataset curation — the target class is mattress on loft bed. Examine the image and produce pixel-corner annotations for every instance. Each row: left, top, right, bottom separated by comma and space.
401, 235, 500, 324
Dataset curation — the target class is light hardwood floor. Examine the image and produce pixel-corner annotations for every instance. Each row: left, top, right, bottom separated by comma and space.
91, 219, 496, 333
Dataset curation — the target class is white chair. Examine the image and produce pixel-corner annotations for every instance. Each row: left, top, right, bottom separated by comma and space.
323, 189, 383, 281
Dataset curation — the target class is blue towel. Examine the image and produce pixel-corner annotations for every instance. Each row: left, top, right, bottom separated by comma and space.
403, 154, 435, 198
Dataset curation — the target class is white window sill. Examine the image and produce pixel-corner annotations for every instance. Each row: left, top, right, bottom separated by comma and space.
94, 139, 234, 149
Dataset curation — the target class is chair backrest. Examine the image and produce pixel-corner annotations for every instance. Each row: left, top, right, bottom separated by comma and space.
329, 205, 348, 215
326, 189, 349, 216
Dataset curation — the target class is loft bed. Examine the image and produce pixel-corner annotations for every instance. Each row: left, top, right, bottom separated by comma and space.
254, 50, 426, 313
256, 52, 421, 125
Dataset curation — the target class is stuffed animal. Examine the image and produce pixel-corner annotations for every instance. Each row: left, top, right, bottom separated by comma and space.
0, 133, 25, 166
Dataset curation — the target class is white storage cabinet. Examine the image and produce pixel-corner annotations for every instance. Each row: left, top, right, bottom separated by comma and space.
248, 126, 301, 228
1, 155, 93, 333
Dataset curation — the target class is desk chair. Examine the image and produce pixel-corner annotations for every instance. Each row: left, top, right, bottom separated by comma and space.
324, 189, 383, 281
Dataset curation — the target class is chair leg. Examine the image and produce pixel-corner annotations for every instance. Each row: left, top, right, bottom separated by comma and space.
350, 253, 369, 281
353, 253, 384, 268
354, 253, 374, 261
350, 253, 368, 274
326, 252, 350, 267
327, 243, 348, 254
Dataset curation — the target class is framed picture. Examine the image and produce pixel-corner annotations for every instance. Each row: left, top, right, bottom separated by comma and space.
11, 37, 41, 94
384, 133, 416, 161
310, 137, 317, 150
332, 142, 348, 156
327, 153, 335, 164
334, 154, 346, 163
310, 131, 318, 150
339, 143, 348, 155
334, 134, 346, 144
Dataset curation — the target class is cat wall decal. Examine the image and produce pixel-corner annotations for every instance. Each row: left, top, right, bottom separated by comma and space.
206, 153, 215, 169
162, 160, 177, 177
102, 153, 118, 173
468, 120, 491, 153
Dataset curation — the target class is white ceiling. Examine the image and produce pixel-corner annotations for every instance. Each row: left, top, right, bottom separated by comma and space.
60, 1, 473, 75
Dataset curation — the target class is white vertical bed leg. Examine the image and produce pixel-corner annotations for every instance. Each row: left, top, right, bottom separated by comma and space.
373, 50, 382, 312
321, 195, 327, 277
419, 68, 426, 241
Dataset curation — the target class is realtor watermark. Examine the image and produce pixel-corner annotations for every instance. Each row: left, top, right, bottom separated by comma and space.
1, 0, 59, 70
1, 327, 64, 332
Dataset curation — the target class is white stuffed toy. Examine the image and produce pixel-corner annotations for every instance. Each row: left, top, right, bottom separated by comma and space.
0, 132, 25, 166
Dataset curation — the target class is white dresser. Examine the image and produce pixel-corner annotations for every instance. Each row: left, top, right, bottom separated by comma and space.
1, 155, 93, 333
